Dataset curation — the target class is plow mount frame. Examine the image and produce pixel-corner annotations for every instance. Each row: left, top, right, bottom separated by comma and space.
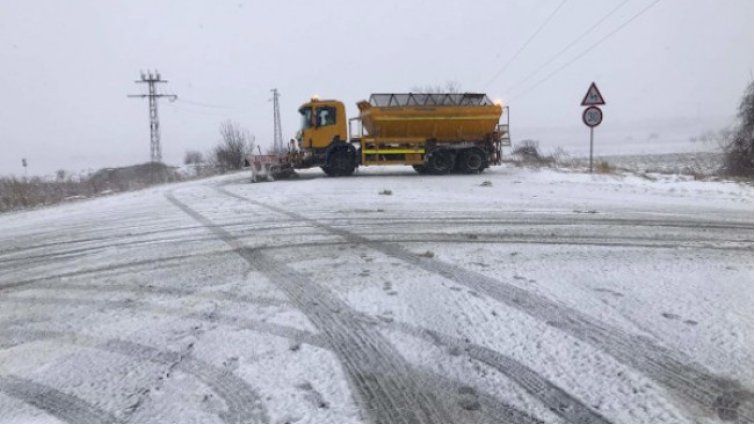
247, 154, 296, 182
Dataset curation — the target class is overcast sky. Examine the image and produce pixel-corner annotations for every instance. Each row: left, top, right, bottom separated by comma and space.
2, 0, 754, 176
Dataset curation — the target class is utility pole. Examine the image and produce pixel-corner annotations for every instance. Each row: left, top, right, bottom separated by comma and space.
128, 70, 177, 163
271, 88, 284, 153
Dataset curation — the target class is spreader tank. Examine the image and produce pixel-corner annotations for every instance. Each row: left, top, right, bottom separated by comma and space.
357, 93, 503, 141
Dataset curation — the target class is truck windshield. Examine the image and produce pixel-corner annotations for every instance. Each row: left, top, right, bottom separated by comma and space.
299, 107, 313, 129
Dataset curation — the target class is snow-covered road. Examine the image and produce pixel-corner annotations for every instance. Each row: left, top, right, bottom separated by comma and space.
1, 166, 753, 424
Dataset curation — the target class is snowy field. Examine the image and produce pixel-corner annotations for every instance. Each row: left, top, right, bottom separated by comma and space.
568, 152, 725, 176
1, 165, 753, 424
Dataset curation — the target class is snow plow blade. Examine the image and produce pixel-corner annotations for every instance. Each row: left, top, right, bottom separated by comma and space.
247, 154, 296, 182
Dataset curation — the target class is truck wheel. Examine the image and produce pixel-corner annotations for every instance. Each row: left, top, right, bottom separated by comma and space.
427, 150, 454, 174
326, 146, 356, 177
458, 149, 487, 174
413, 165, 428, 174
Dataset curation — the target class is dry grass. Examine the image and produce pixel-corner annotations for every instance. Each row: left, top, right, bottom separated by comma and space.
0, 177, 94, 212
0, 162, 184, 213
595, 161, 614, 174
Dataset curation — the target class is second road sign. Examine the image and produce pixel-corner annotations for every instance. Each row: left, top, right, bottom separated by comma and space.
582, 106, 603, 127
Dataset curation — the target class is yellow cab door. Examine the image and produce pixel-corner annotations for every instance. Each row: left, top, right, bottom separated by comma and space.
311, 103, 344, 149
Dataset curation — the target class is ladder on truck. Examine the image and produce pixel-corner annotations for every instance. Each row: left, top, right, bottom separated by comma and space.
499, 106, 511, 147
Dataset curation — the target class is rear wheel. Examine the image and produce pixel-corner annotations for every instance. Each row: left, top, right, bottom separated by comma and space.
458, 149, 487, 174
426, 150, 454, 174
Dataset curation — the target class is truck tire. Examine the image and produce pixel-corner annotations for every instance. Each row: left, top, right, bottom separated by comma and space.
326, 145, 357, 177
426, 150, 454, 174
413, 165, 428, 174
458, 149, 487, 174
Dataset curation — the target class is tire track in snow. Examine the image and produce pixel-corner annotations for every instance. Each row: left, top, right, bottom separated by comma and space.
101, 339, 269, 424
0, 219, 273, 258
1, 281, 289, 309
379, 320, 611, 424
0, 328, 545, 424
0, 251, 228, 292
0, 375, 120, 424
229, 234, 751, 253
216, 185, 754, 423
0, 296, 323, 349
0, 286, 608, 424
0, 235, 215, 267
414, 368, 546, 424
0, 329, 269, 424
312, 215, 754, 231
166, 191, 455, 424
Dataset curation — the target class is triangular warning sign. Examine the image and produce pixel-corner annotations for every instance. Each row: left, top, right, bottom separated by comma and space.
581, 82, 606, 106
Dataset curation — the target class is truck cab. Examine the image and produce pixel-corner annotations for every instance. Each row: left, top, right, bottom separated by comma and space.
296, 98, 358, 176
297, 98, 348, 151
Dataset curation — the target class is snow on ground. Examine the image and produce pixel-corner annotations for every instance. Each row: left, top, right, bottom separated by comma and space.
569, 152, 724, 176
1, 164, 753, 424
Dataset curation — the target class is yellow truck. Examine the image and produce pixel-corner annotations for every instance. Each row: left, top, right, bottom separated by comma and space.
250, 93, 510, 180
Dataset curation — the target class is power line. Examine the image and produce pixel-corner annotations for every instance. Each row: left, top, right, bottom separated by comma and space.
128, 70, 177, 163
509, 0, 663, 102
164, 102, 234, 117
503, 0, 632, 95
483, 0, 568, 88
175, 98, 236, 109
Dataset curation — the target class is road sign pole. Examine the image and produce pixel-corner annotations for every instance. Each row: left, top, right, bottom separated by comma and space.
581, 82, 605, 174
589, 127, 594, 173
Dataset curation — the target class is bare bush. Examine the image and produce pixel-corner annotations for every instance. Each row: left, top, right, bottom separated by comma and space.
512, 140, 541, 159
723, 81, 754, 177
417, 250, 435, 258
184, 150, 206, 177
511, 140, 555, 165
691, 128, 735, 151
550, 147, 577, 168
723, 137, 754, 177
184, 150, 204, 165
209, 120, 255, 172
